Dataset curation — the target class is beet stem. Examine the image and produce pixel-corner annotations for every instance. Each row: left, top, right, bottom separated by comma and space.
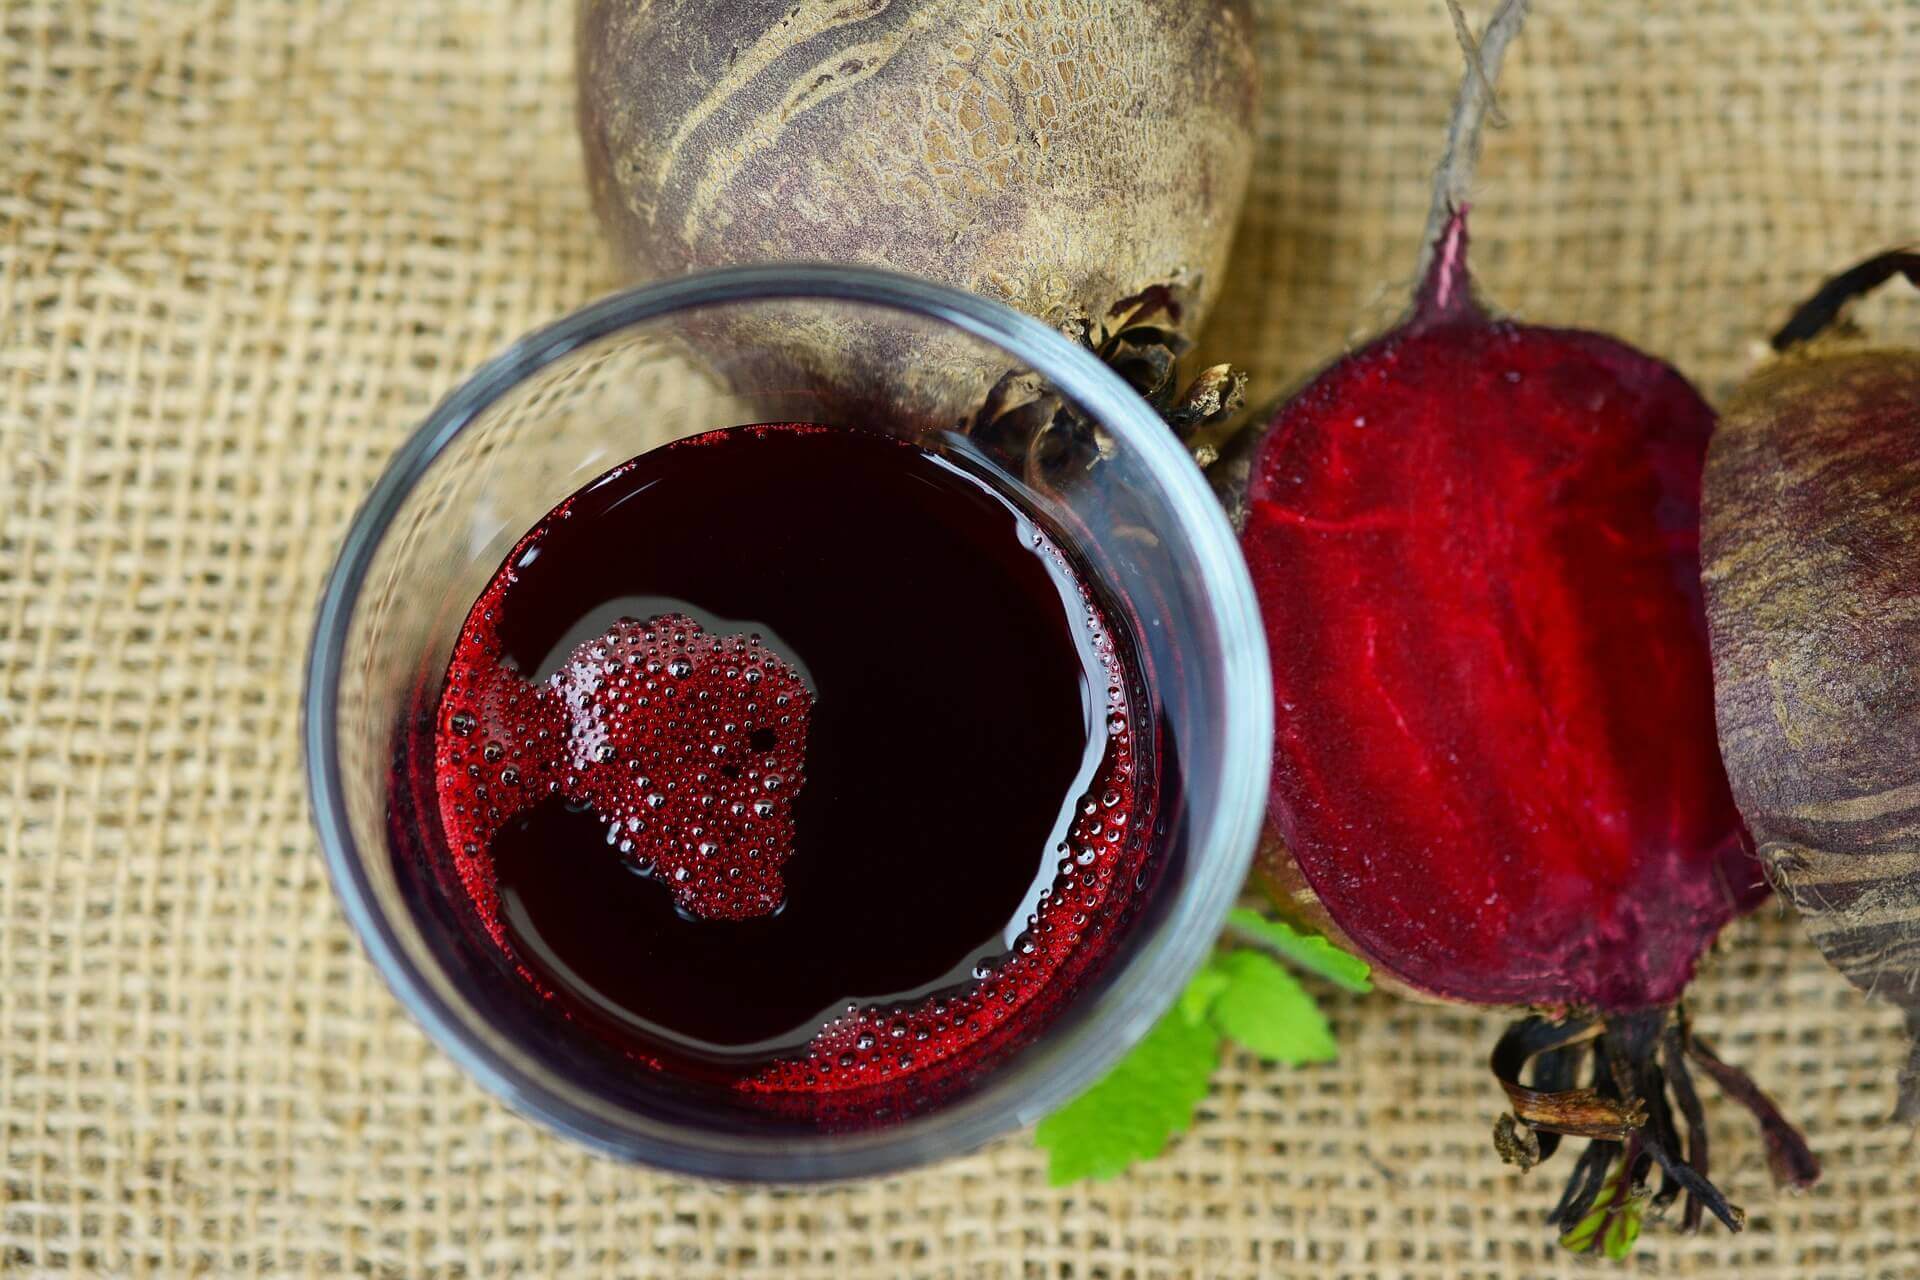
1499, 1012, 1801, 1241
1414, 0, 1531, 292
1618, 1129, 1647, 1202
1687, 1035, 1822, 1189
1527, 1041, 1586, 1165
1550, 1136, 1619, 1231
1641, 1071, 1683, 1211
1598, 1017, 1743, 1231
1637, 1130, 1745, 1233
1770, 248, 1920, 351
1608, 1016, 1684, 1211
1493, 1015, 1598, 1075
1493, 1017, 1643, 1141
1663, 1026, 1710, 1233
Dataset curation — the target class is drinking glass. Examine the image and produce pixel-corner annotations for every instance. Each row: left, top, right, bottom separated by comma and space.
304, 264, 1270, 1180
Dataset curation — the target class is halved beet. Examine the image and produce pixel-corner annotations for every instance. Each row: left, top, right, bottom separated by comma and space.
1222, 0, 1815, 1240
1247, 212, 1763, 1015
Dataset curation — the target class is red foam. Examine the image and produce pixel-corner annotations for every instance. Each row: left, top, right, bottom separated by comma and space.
437, 610, 813, 924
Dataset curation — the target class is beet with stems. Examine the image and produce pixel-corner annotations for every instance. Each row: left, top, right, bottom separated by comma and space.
1221, 0, 1816, 1240
1703, 251, 1920, 1123
576, 0, 1257, 443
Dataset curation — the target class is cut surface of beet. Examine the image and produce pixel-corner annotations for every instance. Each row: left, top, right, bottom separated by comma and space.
1242, 233, 1763, 1013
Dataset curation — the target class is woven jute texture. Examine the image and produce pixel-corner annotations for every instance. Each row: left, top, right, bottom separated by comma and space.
5, 1, 1920, 1275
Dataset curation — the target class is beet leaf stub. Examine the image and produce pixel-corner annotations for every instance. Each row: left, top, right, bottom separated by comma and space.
1494, 1009, 1817, 1240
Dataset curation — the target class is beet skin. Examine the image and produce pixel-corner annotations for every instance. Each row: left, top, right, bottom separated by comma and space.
1703, 253, 1920, 1121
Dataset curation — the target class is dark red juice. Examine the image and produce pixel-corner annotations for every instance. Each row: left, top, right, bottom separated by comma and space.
426, 424, 1155, 1108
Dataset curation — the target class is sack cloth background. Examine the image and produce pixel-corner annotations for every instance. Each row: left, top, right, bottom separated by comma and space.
5, 1, 1920, 1275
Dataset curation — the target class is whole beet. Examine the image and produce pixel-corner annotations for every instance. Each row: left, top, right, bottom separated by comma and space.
577, 0, 1255, 356
1702, 251, 1920, 1122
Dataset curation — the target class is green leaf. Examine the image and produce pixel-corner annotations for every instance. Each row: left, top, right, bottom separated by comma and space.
1180, 964, 1232, 1024
1559, 1205, 1606, 1252
1207, 950, 1339, 1064
1556, 1163, 1647, 1259
1558, 1169, 1622, 1254
1035, 976, 1223, 1185
1603, 1195, 1644, 1260
1034, 929, 1361, 1182
1224, 909, 1372, 993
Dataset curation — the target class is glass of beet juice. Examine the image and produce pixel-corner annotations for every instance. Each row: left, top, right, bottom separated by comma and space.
305, 266, 1270, 1179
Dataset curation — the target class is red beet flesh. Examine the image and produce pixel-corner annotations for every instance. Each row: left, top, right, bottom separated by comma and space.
1243, 217, 1763, 1014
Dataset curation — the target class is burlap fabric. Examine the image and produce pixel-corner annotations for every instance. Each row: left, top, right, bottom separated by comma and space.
5, 1, 1918, 1274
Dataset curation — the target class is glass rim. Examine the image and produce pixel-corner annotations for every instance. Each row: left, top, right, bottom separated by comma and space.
302, 263, 1272, 1181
